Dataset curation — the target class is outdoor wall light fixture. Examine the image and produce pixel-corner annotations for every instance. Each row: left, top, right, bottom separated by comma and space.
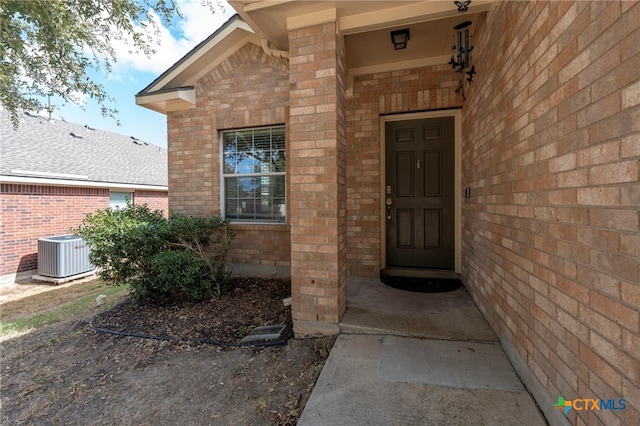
390, 28, 410, 50
449, 0, 476, 100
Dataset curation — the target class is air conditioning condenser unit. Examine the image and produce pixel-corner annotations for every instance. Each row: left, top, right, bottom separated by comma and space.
37, 235, 94, 278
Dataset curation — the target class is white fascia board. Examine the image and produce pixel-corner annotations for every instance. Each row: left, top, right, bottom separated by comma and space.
240, 0, 295, 13
287, 8, 337, 31
340, 1, 493, 35
146, 20, 256, 93
135, 87, 196, 114
188, 33, 263, 83
0, 175, 168, 192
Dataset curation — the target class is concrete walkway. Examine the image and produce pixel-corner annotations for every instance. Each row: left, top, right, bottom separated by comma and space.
299, 278, 547, 426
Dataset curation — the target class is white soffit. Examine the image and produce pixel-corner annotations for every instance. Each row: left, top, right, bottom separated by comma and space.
229, 1, 492, 49
142, 19, 259, 93
136, 18, 261, 114
135, 87, 196, 114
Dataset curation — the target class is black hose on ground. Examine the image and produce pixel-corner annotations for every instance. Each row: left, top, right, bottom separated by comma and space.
88, 316, 287, 348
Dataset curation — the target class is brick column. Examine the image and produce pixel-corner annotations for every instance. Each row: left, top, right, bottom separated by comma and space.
288, 21, 347, 335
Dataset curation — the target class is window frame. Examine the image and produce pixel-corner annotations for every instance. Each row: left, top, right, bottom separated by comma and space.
220, 125, 286, 224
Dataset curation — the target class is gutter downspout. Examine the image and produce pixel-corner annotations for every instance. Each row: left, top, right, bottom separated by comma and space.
261, 38, 289, 61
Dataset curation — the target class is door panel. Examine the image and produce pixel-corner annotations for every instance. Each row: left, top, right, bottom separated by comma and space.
423, 150, 442, 196
396, 209, 415, 248
385, 117, 455, 269
424, 209, 442, 249
396, 152, 414, 197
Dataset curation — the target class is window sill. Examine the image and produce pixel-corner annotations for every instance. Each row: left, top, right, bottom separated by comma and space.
229, 222, 289, 230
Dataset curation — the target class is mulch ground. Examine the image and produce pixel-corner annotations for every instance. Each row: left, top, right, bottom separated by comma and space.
1, 277, 335, 425
91, 277, 293, 345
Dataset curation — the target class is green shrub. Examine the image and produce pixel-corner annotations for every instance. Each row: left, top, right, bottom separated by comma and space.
73, 202, 234, 303
135, 250, 211, 302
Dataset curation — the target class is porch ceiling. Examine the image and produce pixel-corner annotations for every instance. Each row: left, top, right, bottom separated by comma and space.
345, 14, 484, 76
229, 0, 491, 75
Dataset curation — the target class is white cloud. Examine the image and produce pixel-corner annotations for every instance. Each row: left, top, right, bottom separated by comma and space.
179, 0, 233, 43
110, 0, 235, 76
49, 1, 236, 148
68, 90, 89, 106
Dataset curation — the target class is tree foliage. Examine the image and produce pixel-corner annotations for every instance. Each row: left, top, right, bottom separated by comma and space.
73, 201, 234, 303
0, 0, 219, 127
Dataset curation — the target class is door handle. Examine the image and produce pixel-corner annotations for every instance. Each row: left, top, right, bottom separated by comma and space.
386, 197, 392, 220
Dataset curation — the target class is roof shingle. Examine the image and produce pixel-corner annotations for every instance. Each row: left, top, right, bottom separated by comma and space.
0, 110, 167, 187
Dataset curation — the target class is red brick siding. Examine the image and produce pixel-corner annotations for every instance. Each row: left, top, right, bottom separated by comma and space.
230, 224, 290, 268
166, 43, 290, 267
135, 190, 169, 218
0, 185, 106, 278
164, 35, 463, 286
346, 67, 462, 277
0, 184, 168, 280
288, 22, 348, 329
463, 2, 639, 425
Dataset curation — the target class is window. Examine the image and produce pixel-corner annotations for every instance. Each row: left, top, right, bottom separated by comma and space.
110, 191, 132, 209
222, 126, 286, 223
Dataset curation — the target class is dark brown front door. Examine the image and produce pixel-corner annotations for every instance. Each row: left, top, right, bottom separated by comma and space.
385, 116, 455, 269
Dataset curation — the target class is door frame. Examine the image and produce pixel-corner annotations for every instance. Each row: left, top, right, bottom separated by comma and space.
380, 109, 462, 273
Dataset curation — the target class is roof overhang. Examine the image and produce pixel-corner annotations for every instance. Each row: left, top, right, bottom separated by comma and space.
1, 175, 168, 191
136, 15, 261, 114
135, 87, 196, 114
229, 1, 492, 92
138, 2, 494, 114
228, 1, 493, 49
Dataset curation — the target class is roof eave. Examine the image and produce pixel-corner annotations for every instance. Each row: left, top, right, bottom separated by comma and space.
0, 175, 168, 191
228, 1, 494, 50
135, 87, 196, 115
136, 14, 260, 104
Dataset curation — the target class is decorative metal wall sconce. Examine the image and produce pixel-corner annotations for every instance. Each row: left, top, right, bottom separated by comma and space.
449, 0, 476, 100
390, 28, 410, 50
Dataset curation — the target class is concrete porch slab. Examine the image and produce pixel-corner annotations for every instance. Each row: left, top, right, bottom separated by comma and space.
299, 277, 547, 425
340, 277, 497, 342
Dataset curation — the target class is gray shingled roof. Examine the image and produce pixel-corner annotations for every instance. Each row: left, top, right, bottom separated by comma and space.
0, 110, 167, 187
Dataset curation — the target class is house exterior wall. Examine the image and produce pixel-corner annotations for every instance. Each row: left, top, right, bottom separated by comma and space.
462, 1, 639, 425
166, 43, 290, 269
162, 36, 466, 283
0, 184, 168, 283
346, 66, 463, 277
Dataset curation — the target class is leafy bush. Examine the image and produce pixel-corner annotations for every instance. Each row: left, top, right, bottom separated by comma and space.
135, 250, 211, 302
73, 202, 234, 303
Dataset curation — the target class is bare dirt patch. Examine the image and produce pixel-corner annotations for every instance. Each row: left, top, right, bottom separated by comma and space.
1, 278, 335, 425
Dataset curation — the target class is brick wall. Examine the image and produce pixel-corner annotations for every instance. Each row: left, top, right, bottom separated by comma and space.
135, 190, 169, 218
346, 67, 462, 277
288, 22, 348, 333
230, 223, 290, 269
0, 184, 168, 283
166, 43, 290, 267
462, 2, 639, 425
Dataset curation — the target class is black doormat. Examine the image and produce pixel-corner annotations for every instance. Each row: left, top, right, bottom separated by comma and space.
380, 273, 462, 293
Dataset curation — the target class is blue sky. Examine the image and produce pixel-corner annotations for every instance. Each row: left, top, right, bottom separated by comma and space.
50, 1, 235, 149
